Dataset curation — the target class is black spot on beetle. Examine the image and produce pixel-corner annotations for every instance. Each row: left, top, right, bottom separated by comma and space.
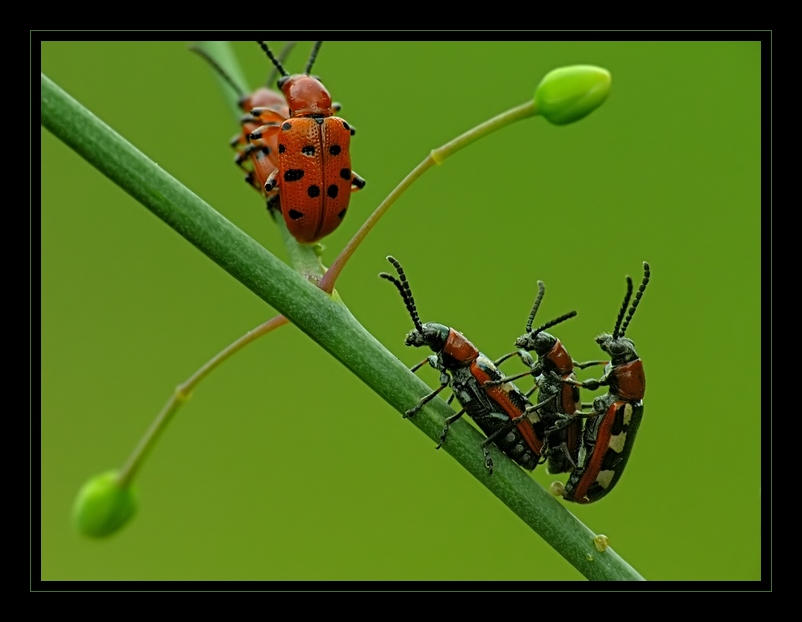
327, 185, 339, 199
281, 122, 292, 131
289, 209, 304, 220
278, 144, 286, 153
284, 169, 304, 182
302, 145, 316, 156
338, 208, 347, 219
308, 185, 320, 198
340, 168, 351, 180
329, 145, 341, 156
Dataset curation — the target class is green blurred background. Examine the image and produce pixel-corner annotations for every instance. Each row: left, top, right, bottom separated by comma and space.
40, 40, 762, 581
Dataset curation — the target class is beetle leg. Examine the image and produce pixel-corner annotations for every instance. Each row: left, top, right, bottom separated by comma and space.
573, 359, 608, 370
249, 122, 280, 141
263, 169, 279, 194
554, 370, 605, 392
493, 351, 518, 366
405, 381, 449, 419
249, 106, 286, 124
409, 357, 431, 374
525, 393, 558, 416
436, 408, 466, 449
483, 369, 532, 387
349, 171, 366, 192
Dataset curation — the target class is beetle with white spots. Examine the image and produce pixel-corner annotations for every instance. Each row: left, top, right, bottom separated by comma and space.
552, 262, 650, 504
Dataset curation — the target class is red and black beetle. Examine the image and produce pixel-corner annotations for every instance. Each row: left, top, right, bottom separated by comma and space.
555, 262, 650, 504
495, 281, 605, 474
381, 256, 547, 474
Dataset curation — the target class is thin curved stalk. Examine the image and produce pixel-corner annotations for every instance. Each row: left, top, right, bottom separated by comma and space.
321, 101, 537, 292
116, 314, 289, 488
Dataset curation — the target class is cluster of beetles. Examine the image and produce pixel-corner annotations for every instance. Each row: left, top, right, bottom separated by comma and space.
196, 41, 649, 505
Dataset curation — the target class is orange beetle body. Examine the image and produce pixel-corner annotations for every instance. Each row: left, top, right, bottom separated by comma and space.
271, 115, 357, 243
249, 42, 365, 245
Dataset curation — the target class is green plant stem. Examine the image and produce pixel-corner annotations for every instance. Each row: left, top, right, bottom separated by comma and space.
117, 314, 290, 488
320, 100, 538, 292
42, 71, 643, 581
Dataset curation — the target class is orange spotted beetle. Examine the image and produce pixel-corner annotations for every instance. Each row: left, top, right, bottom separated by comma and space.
249, 41, 366, 244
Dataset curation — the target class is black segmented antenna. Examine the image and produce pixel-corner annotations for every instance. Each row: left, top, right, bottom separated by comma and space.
525, 281, 546, 333
619, 262, 650, 338
257, 41, 289, 77
380, 256, 423, 333
266, 41, 297, 86
189, 45, 246, 99
305, 41, 322, 75
525, 280, 576, 335
612, 276, 634, 339
531, 311, 578, 336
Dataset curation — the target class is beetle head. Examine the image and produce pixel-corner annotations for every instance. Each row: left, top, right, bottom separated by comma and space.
515, 330, 558, 356
595, 333, 639, 365
257, 41, 331, 117
405, 322, 449, 352
516, 280, 576, 357
602, 262, 651, 364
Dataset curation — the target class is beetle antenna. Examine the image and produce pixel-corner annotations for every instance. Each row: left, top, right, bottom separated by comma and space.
257, 41, 288, 77
532, 311, 577, 336
380, 256, 423, 333
305, 41, 322, 74
620, 262, 650, 338
612, 276, 634, 339
189, 45, 246, 99
266, 41, 297, 86
525, 281, 546, 333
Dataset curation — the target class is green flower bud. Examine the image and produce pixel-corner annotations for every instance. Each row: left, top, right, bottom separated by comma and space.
73, 470, 137, 538
535, 65, 611, 126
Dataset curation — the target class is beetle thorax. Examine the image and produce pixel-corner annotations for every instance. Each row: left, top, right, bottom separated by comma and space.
279, 75, 333, 117
247, 87, 287, 111
442, 328, 480, 366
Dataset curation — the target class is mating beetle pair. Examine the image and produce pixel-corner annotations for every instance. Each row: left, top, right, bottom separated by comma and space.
382, 255, 650, 504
